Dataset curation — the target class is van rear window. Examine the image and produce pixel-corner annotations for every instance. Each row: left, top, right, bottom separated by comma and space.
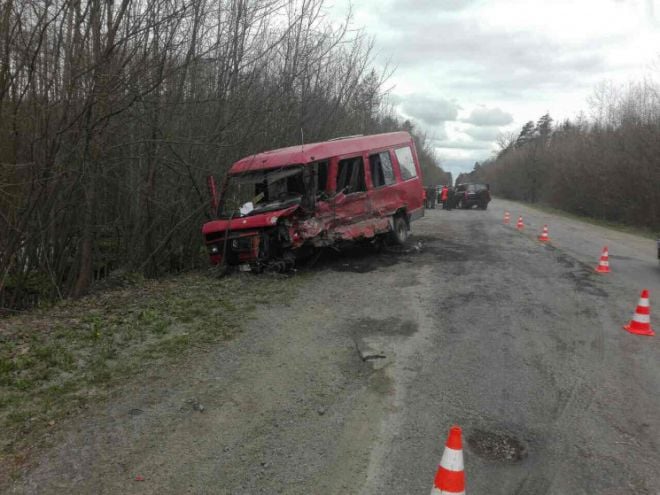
395, 146, 417, 180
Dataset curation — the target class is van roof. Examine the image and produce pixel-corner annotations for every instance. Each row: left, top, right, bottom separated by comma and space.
230, 131, 413, 174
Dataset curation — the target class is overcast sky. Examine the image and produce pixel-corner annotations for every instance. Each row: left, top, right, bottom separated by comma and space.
328, 0, 660, 178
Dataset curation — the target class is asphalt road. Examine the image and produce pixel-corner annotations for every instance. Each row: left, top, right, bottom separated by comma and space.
11, 199, 660, 494
368, 200, 660, 494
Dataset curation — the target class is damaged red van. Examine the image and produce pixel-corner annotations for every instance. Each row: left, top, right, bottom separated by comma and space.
202, 131, 425, 271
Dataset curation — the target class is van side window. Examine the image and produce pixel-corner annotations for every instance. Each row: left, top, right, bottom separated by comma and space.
316, 161, 328, 193
395, 146, 417, 180
369, 151, 395, 188
337, 157, 366, 194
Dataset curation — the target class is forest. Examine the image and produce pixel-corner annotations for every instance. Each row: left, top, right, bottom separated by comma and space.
0, 0, 448, 312
461, 80, 660, 233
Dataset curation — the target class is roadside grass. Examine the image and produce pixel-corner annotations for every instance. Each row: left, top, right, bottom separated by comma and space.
0, 271, 302, 476
497, 198, 658, 240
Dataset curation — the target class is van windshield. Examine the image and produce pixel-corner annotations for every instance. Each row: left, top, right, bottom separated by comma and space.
218, 166, 306, 218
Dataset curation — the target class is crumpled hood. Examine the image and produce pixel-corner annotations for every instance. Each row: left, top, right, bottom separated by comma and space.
202, 205, 299, 235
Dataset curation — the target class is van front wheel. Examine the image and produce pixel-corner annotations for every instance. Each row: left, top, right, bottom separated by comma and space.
390, 215, 408, 245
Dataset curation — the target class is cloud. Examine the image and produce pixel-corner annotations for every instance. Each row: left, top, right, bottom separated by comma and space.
373, 15, 616, 97
433, 139, 493, 151
400, 94, 459, 125
462, 125, 505, 141
462, 107, 514, 126
384, 93, 404, 106
425, 123, 448, 141
437, 157, 484, 180
389, 0, 479, 12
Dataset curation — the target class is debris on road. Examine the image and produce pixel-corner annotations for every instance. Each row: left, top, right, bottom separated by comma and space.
353, 339, 386, 362
183, 398, 205, 413
383, 240, 423, 255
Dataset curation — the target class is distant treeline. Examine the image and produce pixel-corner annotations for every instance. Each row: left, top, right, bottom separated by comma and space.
461, 80, 660, 232
0, 0, 448, 311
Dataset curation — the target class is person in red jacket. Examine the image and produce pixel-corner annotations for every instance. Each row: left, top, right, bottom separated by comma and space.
440, 185, 449, 209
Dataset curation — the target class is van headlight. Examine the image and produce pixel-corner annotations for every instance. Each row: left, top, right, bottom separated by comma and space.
209, 245, 220, 254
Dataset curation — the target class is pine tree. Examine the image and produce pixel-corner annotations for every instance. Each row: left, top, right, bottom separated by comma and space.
536, 113, 553, 140
515, 121, 536, 148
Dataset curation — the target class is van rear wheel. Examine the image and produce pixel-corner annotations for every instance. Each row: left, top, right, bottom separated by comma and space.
390, 215, 408, 245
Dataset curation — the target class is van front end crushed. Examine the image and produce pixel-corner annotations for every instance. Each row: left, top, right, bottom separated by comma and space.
202, 132, 426, 271
202, 206, 318, 272
205, 230, 261, 266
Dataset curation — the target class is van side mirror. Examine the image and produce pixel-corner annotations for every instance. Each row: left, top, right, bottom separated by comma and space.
207, 175, 219, 214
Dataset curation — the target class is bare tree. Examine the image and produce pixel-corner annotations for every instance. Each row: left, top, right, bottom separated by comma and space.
478, 80, 660, 230
0, 0, 449, 312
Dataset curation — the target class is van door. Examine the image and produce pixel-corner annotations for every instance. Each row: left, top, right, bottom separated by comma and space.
367, 149, 401, 220
393, 145, 424, 217
329, 155, 371, 234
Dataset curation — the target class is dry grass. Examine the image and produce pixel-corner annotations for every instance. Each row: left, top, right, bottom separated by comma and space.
0, 270, 302, 479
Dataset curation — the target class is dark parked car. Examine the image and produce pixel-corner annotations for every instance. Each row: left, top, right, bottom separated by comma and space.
453, 183, 491, 209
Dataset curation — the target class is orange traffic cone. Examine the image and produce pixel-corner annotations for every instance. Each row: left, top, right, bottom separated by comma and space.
538, 225, 550, 242
623, 289, 654, 336
431, 426, 466, 495
595, 246, 610, 274
516, 216, 524, 230
503, 211, 510, 224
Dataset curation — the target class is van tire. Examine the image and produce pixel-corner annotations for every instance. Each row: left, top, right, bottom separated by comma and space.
391, 215, 408, 245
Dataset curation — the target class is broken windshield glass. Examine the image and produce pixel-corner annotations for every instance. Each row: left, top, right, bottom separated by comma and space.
218, 166, 306, 218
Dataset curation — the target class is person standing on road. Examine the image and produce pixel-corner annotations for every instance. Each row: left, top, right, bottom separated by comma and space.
446, 186, 454, 210
440, 185, 449, 209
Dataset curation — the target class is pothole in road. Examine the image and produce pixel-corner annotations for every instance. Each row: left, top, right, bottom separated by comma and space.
466, 429, 528, 462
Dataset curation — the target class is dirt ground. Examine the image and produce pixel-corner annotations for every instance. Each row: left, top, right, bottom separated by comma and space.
5, 199, 660, 494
